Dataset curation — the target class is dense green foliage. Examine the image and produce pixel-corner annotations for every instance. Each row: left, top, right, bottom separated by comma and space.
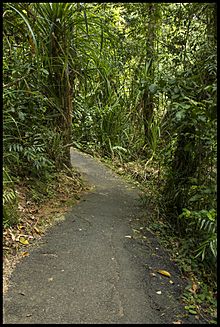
3, 3, 216, 318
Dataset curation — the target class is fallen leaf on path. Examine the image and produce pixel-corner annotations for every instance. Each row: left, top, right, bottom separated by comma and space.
10, 232, 16, 242
16, 235, 21, 242
132, 229, 140, 233
157, 269, 171, 277
18, 225, 25, 230
19, 237, 29, 245
21, 251, 29, 257
34, 226, 41, 234
150, 272, 156, 277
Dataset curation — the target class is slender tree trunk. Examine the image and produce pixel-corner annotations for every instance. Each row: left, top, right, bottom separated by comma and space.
142, 89, 154, 146
63, 67, 73, 167
142, 3, 158, 147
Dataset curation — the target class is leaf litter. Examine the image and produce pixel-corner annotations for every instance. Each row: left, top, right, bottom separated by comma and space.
3, 169, 90, 294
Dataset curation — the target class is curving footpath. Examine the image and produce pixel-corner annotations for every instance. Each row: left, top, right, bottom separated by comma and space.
3, 148, 202, 324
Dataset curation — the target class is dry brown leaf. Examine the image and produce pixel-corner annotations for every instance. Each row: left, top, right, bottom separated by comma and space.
10, 232, 16, 242
150, 272, 156, 277
29, 208, 38, 213
173, 320, 182, 324
189, 282, 198, 294
34, 226, 41, 234
21, 251, 29, 257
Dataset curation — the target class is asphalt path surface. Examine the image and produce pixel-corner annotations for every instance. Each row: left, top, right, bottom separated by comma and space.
3, 149, 201, 324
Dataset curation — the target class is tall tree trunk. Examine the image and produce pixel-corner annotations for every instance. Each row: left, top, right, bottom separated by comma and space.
142, 3, 158, 147
62, 66, 73, 167
50, 21, 74, 168
142, 88, 154, 146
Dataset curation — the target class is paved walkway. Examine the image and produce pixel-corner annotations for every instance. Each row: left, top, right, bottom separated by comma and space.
3, 149, 200, 324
